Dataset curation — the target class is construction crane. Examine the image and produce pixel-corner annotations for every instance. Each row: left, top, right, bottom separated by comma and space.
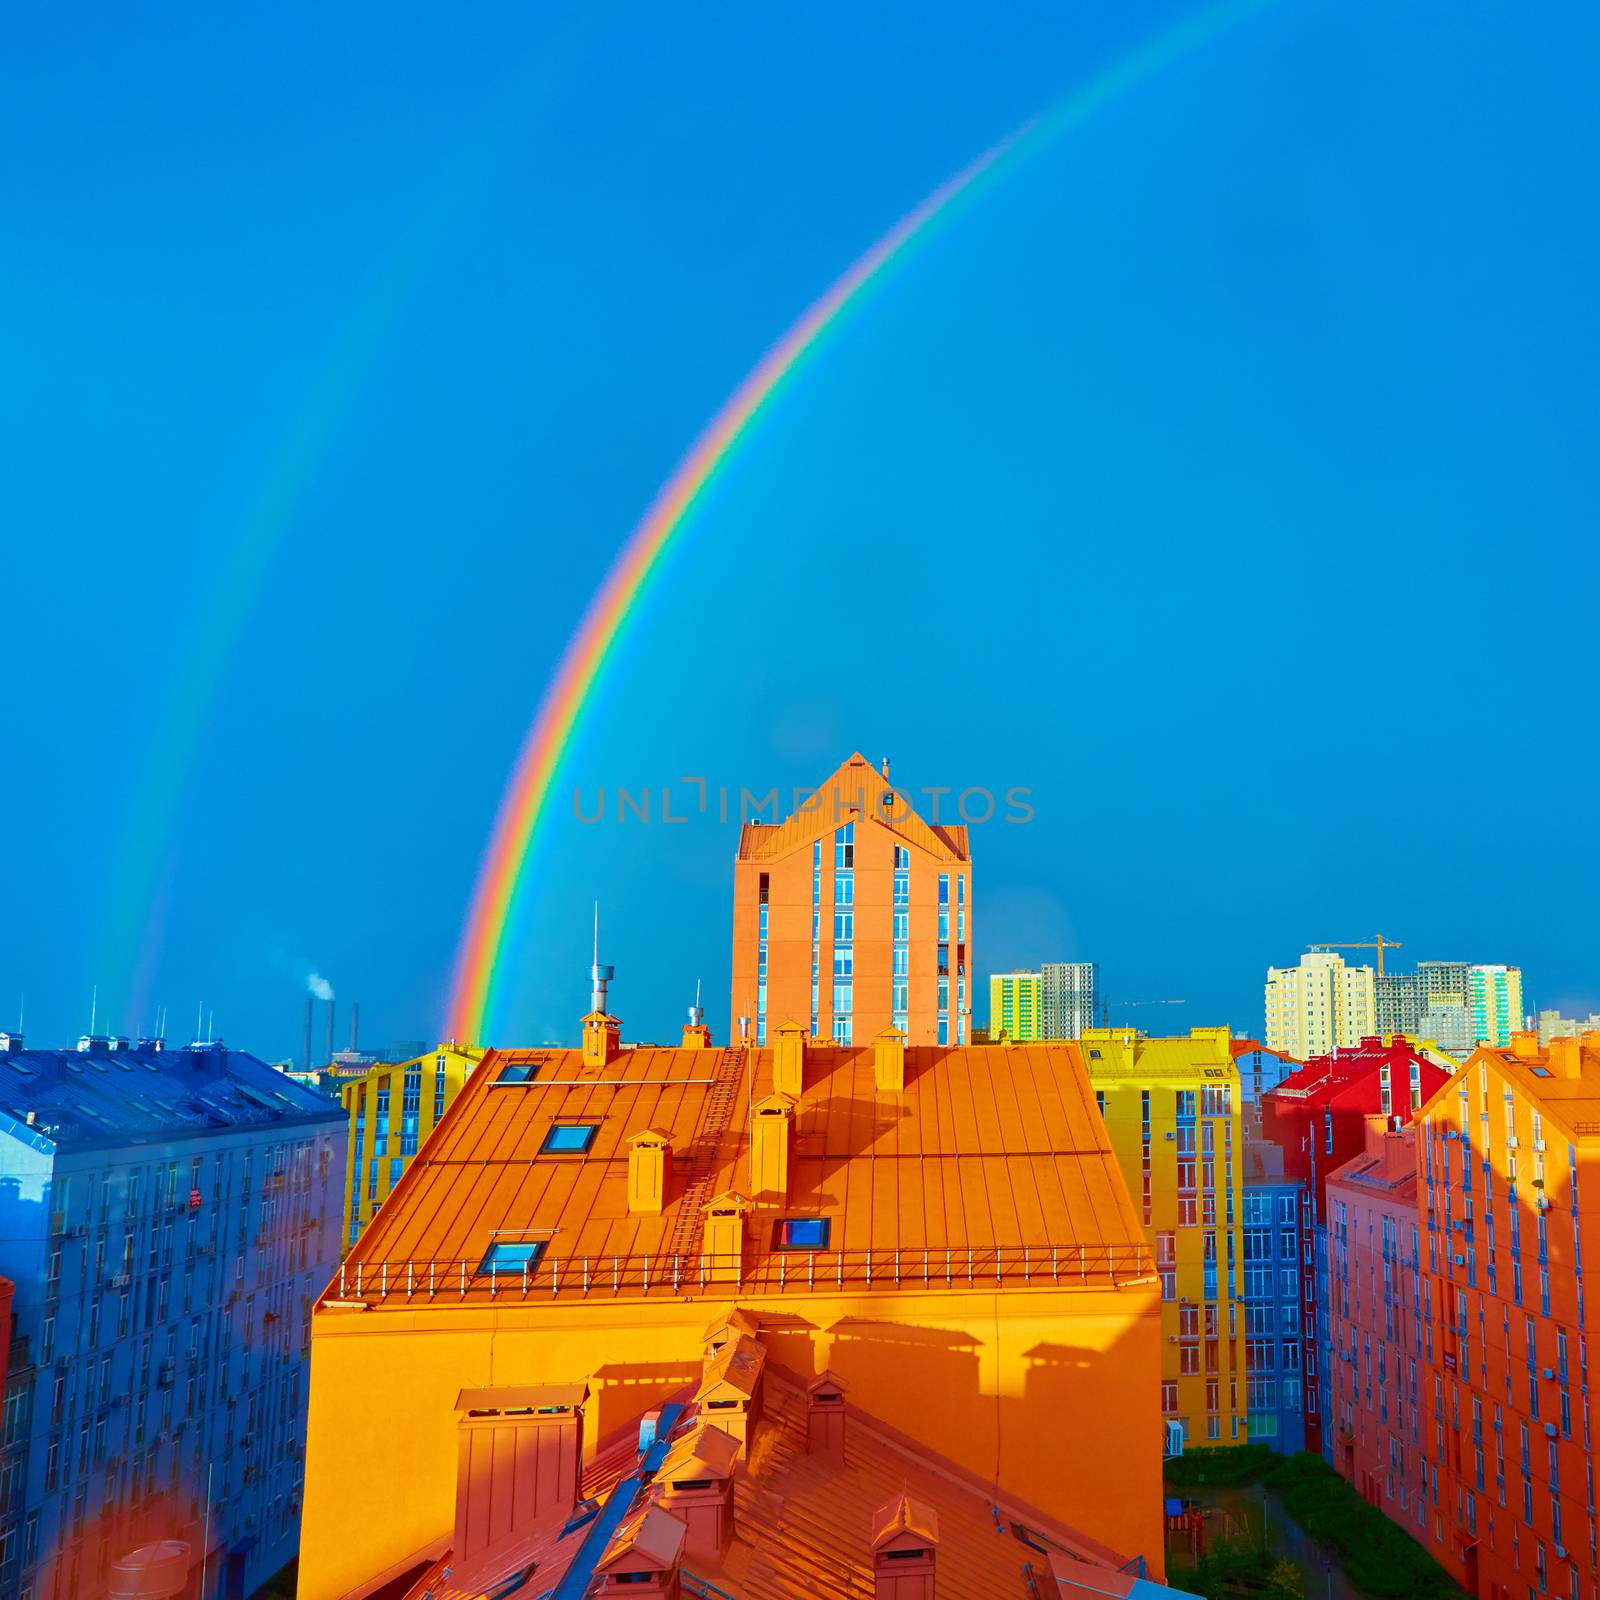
1100, 999, 1187, 1026
1307, 936, 1403, 977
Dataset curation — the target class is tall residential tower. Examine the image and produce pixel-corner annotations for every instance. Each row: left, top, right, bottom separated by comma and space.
1264, 950, 1376, 1059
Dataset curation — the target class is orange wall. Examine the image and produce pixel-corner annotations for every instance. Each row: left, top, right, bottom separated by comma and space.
300, 1284, 1160, 1599
731, 816, 969, 1046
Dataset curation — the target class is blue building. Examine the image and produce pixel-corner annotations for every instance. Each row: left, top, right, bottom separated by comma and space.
1242, 1138, 1308, 1454
0, 1032, 345, 1600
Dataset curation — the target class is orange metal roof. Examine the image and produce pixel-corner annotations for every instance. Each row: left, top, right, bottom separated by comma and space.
1430, 1039, 1600, 1138
398, 1362, 1177, 1600
734, 753, 969, 865
335, 1038, 1154, 1305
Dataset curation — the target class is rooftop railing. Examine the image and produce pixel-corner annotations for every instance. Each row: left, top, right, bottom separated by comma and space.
328, 1241, 1156, 1307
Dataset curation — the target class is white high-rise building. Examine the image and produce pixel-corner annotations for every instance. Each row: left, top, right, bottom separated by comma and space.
1040, 961, 1097, 1039
1264, 950, 1376, 1059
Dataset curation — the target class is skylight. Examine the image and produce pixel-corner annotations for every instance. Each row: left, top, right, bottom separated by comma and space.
540, 1123, 597, 1155
478, 1241, 547, 1276
776, 1217, 831, 1250
497, 1061, 539, 1085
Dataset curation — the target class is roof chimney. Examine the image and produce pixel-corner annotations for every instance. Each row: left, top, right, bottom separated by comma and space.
1549, 1035, 1583, 1080
627, 1128, 673, 1214
693, 1333, 766, 1449
773, 1020, 806, 1097
874, 1027, 907, 1094
583, 1010, 622, 1068
654, 1422, 740, 1559
1510, 1029, 1540, 1060
870, 1493, 939, 1599
700, 1192, 751, 1285
682, 990, 712, 1050
325, 1000, 335, 1069
749, 1093, 796, 1203
350, 1001, 360, 1052
593, 1503, 686, 1596
302, 998, 313, 1076
452, 1384, 587, 1566
701, 1306, 759, 1357
806, 1370, 849, 1461
590, 905, 614, 1015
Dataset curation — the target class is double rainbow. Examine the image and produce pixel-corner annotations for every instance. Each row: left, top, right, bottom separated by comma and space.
445, 0, 1267, 1045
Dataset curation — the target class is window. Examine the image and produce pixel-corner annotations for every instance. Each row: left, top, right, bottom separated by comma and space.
540, 1123, 598, 1155
776, 1217, 831, 1251
478, 1241, 547, 1276
497, 1061, 539, 1084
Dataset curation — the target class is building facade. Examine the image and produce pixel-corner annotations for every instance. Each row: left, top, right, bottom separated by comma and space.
1539, 1010, 1600, 1046
1041, 962, 1098, 1040
1417, 1030, 1600, 1600
1257, 1038, 1451, 1457
1231, 1041, 1303, 1141
300, 992, 1166, 1598
1240, 1160, 1308, 1453
1325, 1121, 1426, 1525
1265, 951, 1376, 1060
338, 1045, 486, 1248
1376, 972, 1426, 1040
730, 754, 971, 1047
0, 1033, 345, 1600
988, 971, 1041, 1042
1469, 964, 1525, 1051
1419, 961, 1475, 1058
1084, 1026, 1248, 1447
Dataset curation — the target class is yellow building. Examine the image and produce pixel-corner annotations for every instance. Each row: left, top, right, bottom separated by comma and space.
339, 1044, 485, 1249
1081, 1025, 1248, 1446
989, 970, 1041, 1041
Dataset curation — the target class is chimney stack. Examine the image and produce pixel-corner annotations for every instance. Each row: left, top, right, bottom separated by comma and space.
592, 1504, 687, 1596
1550, 1036, 1583, 1080
692, 1332, 766, 1448
627, 1129, 673, 1214
699, 1193, 751, 1286
303, 999, 313, 1075
325, 1001, 335, 1068
452, 1385, 586, 1566
654, 1423, 740, 1558
682, 994, 712, 1051
870, 1493, 939, 1599
350, 1001, 359, 1052
806, 1370, 849, 1461
874, 1027, 907, 1094
773, 1021, 806, 1097
750, 1093, 796, 1202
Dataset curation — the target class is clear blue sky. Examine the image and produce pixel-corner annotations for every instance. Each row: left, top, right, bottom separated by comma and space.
4, 0, 1597, 1060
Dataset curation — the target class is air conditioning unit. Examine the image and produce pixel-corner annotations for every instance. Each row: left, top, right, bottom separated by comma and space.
1453, 1254, 1467, 1266
1545, 1422, 1558, 1438
1556, 1545, 1569, 1560
1506, 1135, 1520, 1150
1542, 1367, 1555, 1381
1164, 1420, 1185, 1458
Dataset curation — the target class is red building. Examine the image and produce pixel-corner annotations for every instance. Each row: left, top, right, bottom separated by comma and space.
1326, 1121, 1428, 1533
1259, 1037, 1452, 1454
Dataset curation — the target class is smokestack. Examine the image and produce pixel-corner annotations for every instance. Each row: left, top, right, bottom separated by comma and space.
303, 998, 313, 1074
590, 904, 614, 1015
325, 1001, 335, 1067
350, 1002, 360, 1052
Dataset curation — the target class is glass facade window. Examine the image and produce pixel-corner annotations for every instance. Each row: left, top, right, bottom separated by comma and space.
892, 846, 909, 1033
832, 823, 854, 1043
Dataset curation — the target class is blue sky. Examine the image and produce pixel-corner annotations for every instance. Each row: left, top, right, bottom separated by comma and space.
3, 0, 1597, 1060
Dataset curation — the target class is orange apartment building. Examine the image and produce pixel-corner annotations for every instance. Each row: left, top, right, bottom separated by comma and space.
298, 984, 1167, 1598
1326, 1119, 1427, 1523
1418, 1030, 1600, 1600
730, 754, 971, 1047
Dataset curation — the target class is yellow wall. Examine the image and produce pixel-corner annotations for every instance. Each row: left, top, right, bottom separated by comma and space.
989, 972, 1041, 1042
1083, 1027, 1248, 1446
300, 1282, 1164, 1599
339, 1046, 485, 1251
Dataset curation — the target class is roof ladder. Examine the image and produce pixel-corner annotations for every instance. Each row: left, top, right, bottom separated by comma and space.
664, 1045, 746, 1260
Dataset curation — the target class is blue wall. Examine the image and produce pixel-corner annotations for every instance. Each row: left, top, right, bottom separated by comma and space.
1241, 1179, 1308, 1454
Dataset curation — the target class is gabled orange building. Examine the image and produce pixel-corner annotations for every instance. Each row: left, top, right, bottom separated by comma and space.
298, 992, 1166, 1597
731, 754, 971, 1046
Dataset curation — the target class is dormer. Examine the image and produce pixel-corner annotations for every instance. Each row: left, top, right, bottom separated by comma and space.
870, 1492, 939, 1599
874, 1026, 907, 1094
773, 1020, 807, 1097
582, 1009, 622, 1068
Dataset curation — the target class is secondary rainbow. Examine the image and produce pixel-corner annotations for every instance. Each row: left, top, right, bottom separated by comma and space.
446, 0, 1268, 1044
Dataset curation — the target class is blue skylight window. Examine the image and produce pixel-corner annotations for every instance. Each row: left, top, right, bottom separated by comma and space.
776, 1217, 831, 1251
497, 1061, 539, 1084
478, 1241, 547, 1276
540, 1122, 598, 1155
